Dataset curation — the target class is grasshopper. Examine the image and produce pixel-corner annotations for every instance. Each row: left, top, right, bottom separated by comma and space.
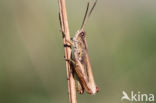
65, 0, 99, 95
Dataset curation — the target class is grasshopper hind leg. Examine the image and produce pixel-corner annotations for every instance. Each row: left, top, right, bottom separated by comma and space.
73, 69, 84, 94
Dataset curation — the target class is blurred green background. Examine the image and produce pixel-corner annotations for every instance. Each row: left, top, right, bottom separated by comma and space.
0, 0, 156, 103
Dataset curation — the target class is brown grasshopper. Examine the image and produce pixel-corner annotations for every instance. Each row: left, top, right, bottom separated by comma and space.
65, 0, 99, 95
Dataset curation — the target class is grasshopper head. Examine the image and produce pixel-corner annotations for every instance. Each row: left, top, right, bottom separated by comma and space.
76, 30, 86, 41
73, 29, 86, 42
78, 30, 86, 39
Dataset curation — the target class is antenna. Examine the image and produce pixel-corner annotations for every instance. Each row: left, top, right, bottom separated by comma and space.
80, 0, 97, 29
80, 2, 90, 29
88, 0, 97, 17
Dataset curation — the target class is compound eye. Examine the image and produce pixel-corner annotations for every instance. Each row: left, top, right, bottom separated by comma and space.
81, 32, 85, 36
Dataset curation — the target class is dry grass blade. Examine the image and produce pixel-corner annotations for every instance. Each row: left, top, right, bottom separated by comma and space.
58, 0, 77, 103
